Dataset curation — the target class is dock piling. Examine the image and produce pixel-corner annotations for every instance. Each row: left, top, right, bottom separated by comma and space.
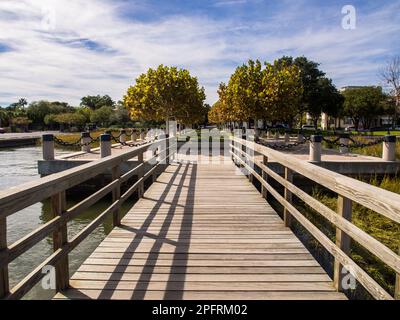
100, 134, 111, 158
309, 135, 322, 162
42, 134, 55, 160
119, 129, 126, 144
81, 132, 91, 153
382, 135, 396, 162
339, 134, 350, 154
131, 131, 137, 142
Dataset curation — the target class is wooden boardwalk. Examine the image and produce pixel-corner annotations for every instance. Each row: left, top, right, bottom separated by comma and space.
55, 161, 346, 300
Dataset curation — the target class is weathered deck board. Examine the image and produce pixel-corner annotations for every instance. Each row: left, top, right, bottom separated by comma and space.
55, 162, 346, 300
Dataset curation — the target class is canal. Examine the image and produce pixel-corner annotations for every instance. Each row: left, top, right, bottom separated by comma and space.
1, 146, 135, 299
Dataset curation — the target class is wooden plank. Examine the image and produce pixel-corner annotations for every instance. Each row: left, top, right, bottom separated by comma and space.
111, 165, 121, 227
81, 258, 320, 267
51, 191, 69, 291
395, 247, 400, 300
67, 280, 336, 291
76, 265, 327, 274
0, 217, 9, 298
284, 167, 293, 228
54, 289, 347, 300
334, 196, 352, 291
261, 155, 268, 198
71, 272, 331, 282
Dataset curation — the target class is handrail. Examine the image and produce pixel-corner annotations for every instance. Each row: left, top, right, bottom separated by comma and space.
0, 136, 177, 299
233, 137, 400, 224
231, 136, 400, 300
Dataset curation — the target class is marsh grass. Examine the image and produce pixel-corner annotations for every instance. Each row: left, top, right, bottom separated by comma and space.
54, 130, 118, 150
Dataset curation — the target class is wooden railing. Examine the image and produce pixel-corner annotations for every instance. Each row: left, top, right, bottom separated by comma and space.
0, 136, 176, 300
230, 136, 400, 300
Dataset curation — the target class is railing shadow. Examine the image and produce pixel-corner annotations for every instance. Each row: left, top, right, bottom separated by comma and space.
130, 163, 194, 299
96, 162, 185, 299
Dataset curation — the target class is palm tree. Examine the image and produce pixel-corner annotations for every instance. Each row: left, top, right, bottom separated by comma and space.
18, 98, 28, 109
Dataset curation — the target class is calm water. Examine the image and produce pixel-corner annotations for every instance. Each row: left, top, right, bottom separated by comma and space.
1, 146, 134, 299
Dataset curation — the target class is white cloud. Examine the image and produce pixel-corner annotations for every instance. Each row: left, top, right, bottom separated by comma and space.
0, 0, 399, 106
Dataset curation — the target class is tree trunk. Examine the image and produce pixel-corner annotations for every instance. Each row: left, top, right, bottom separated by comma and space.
313, 117, 318, 129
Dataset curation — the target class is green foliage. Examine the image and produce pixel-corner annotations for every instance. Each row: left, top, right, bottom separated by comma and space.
342, 87, 390, 129
276, 56, 343, 126
26, 101, 74, 128
110, 101, 130, 125
80, 95, 115, 110
209, 58, 303, 126
0, 108, 10, 127
53, 113, 86, 127
90, 106, 113, 127
124, 65, 207, 124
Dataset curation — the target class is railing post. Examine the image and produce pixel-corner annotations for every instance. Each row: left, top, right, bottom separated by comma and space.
166, 134, 170, 165
334, 195, 352, 292
382, 135, 396, 161
297, 133, 304, 143
140, 130, 146, 141
309, 135, 322, 162
51, 191, 69, 291
112, 165, 121, 226
138, 151, 144, 198
100, 134, 111, 158
42, 134, 55, 160
81, 132, 91, 153
395, 247, 400, 300
339, 134, 349, 154
131, 130, 137, 142
284, 131, 290, 144
0, 216, 9, 298
284, 167, 293, 228
119, 129, 126, 144
261, 155, 268, 199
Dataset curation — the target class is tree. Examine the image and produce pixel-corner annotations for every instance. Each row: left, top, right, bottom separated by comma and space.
342, 86, 386, 130
80, 95, 115, 110
90, 106, 113, 127
261, 60, 303, 126
275, 56, 343, 128
211, 59, 303, 128
18, 98, 28, 109
380, 56, 400, 124
308, 78, 344, 128
53, 113, 86, 131
224, 60, 265, 124
123, 65, 206, 126
27, 101, 74, 128
110, 101, 131, 125
10, 116, 32, 132
0, 108, 10, 127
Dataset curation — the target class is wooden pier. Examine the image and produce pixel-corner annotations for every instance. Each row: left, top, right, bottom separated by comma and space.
0, 134, 399, 300
54, 162, 345, 300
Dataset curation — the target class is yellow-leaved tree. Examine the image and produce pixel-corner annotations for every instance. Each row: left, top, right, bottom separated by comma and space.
123, 65, 207, 127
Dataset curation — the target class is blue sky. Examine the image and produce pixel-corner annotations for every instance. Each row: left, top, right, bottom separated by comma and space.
0, 0, 399, 106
